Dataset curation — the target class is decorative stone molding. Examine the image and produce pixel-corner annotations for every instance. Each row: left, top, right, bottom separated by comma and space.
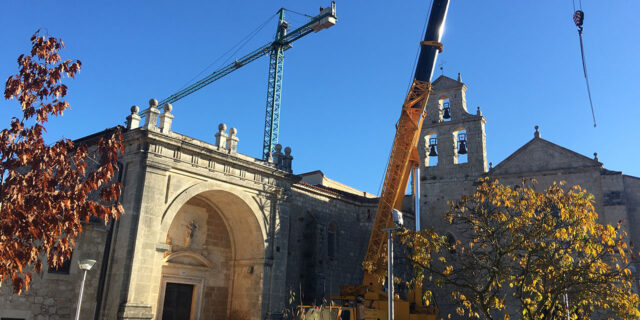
272, 144, 293, 173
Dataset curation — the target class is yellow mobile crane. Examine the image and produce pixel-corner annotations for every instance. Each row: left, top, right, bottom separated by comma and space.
298, 1, 450, 319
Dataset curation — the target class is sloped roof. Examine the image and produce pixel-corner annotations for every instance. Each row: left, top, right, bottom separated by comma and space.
490, 136, 601, 176
432, 75, 464, 91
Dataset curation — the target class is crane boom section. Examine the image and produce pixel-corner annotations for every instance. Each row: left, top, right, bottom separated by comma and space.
362, 0, 449, 288
155, 5, 337, 109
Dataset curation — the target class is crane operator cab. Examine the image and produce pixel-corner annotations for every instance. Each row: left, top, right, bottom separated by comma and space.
310, 1, 337, 32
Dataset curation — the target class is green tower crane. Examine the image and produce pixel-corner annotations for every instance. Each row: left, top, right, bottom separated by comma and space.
153, 3, 337, 160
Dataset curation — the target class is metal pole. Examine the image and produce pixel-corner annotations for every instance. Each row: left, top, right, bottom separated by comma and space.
387, 229, 394, 320
565, 291, 570, 320
75, 269, 88, 320
412, 168, 421, 231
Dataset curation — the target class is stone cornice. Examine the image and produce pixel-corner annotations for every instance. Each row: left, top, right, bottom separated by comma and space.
123, 128, 299, 190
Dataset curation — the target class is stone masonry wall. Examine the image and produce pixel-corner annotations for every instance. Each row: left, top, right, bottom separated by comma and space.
0, 224, 109, 320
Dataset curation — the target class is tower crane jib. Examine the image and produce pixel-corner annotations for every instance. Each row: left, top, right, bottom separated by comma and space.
146, 2, 337, 160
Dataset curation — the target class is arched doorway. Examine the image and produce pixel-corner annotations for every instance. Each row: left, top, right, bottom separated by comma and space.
157, 185, 267, 320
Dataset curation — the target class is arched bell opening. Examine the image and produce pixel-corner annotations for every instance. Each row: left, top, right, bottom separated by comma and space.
439, 96, 452, 122
424, 132, 438, 167
453, 128, 468, 164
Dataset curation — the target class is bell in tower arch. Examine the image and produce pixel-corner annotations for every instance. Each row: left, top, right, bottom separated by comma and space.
428, 137, 438, 157
457, 133, 468, 155
443, 101, 451, 119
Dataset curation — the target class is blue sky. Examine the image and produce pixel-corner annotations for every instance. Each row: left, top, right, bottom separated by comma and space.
1, 1, 638, 194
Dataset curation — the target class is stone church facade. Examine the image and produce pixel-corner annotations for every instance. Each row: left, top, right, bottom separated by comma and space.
0, 101, 416, 320
418, 75, 640, 312
1, 76, 638, 319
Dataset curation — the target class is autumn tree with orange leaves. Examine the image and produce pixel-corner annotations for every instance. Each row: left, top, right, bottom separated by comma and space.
400, 178, 640, 320
0, 32, 124, 294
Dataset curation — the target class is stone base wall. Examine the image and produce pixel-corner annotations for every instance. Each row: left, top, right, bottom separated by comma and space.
0, 224, 109, 320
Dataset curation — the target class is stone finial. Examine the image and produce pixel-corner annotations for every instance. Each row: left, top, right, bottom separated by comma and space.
214, 123, 228, 150
159, 103, 174, 134
143, 98, 160, 130
226, 127, 239, 154
594, 152, 599, 162
457, 72, 462, 82
126, 105, 141, 130
534, 125, 540, 138
476, 106, 482, 116
272, 144, 284, 168
282, 146, 293, 173
489, 162, 493, 170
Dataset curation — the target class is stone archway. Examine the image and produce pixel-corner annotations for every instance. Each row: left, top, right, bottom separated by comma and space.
157, 182, 267, 320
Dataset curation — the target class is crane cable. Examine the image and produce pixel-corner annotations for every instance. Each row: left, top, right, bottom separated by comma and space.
177, 12, 278, 91
572, 0, 597, 127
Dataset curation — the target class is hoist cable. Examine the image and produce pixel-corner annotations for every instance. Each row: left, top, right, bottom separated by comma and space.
177, 12, 278, 91
573, 8, 596, 127
283, 8, 312, 19
577, 29, 597, 127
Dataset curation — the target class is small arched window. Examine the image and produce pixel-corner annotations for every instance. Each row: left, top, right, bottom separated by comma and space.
328, 222, 337, 259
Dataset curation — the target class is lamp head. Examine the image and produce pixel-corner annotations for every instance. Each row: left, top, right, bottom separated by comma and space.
78, 259, 96, 271
391, 209, 404, 227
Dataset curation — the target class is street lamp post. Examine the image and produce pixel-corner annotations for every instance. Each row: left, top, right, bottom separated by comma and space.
75, 259, 97, 320
382, 209, 404, 320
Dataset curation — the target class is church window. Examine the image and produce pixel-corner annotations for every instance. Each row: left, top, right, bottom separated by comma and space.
48, 252, 72, 274
327, 222, 337, 259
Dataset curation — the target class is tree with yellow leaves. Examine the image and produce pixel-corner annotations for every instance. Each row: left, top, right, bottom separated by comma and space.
400, 178, 639, 319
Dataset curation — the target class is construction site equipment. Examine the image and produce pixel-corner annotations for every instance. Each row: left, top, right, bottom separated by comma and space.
572, 1, 597, 127
152, 3, 337, 159
298, 1, 450, 319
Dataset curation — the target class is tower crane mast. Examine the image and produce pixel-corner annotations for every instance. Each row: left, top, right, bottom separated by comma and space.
153, 3, 337, 159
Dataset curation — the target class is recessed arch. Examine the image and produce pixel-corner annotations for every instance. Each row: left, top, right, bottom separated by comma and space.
157, 181, 270, 319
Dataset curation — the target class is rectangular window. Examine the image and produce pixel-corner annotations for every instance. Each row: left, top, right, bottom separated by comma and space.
48, 253, 72, 274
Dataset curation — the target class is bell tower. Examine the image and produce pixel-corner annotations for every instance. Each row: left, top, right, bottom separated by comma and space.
419, 74, 487, 179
